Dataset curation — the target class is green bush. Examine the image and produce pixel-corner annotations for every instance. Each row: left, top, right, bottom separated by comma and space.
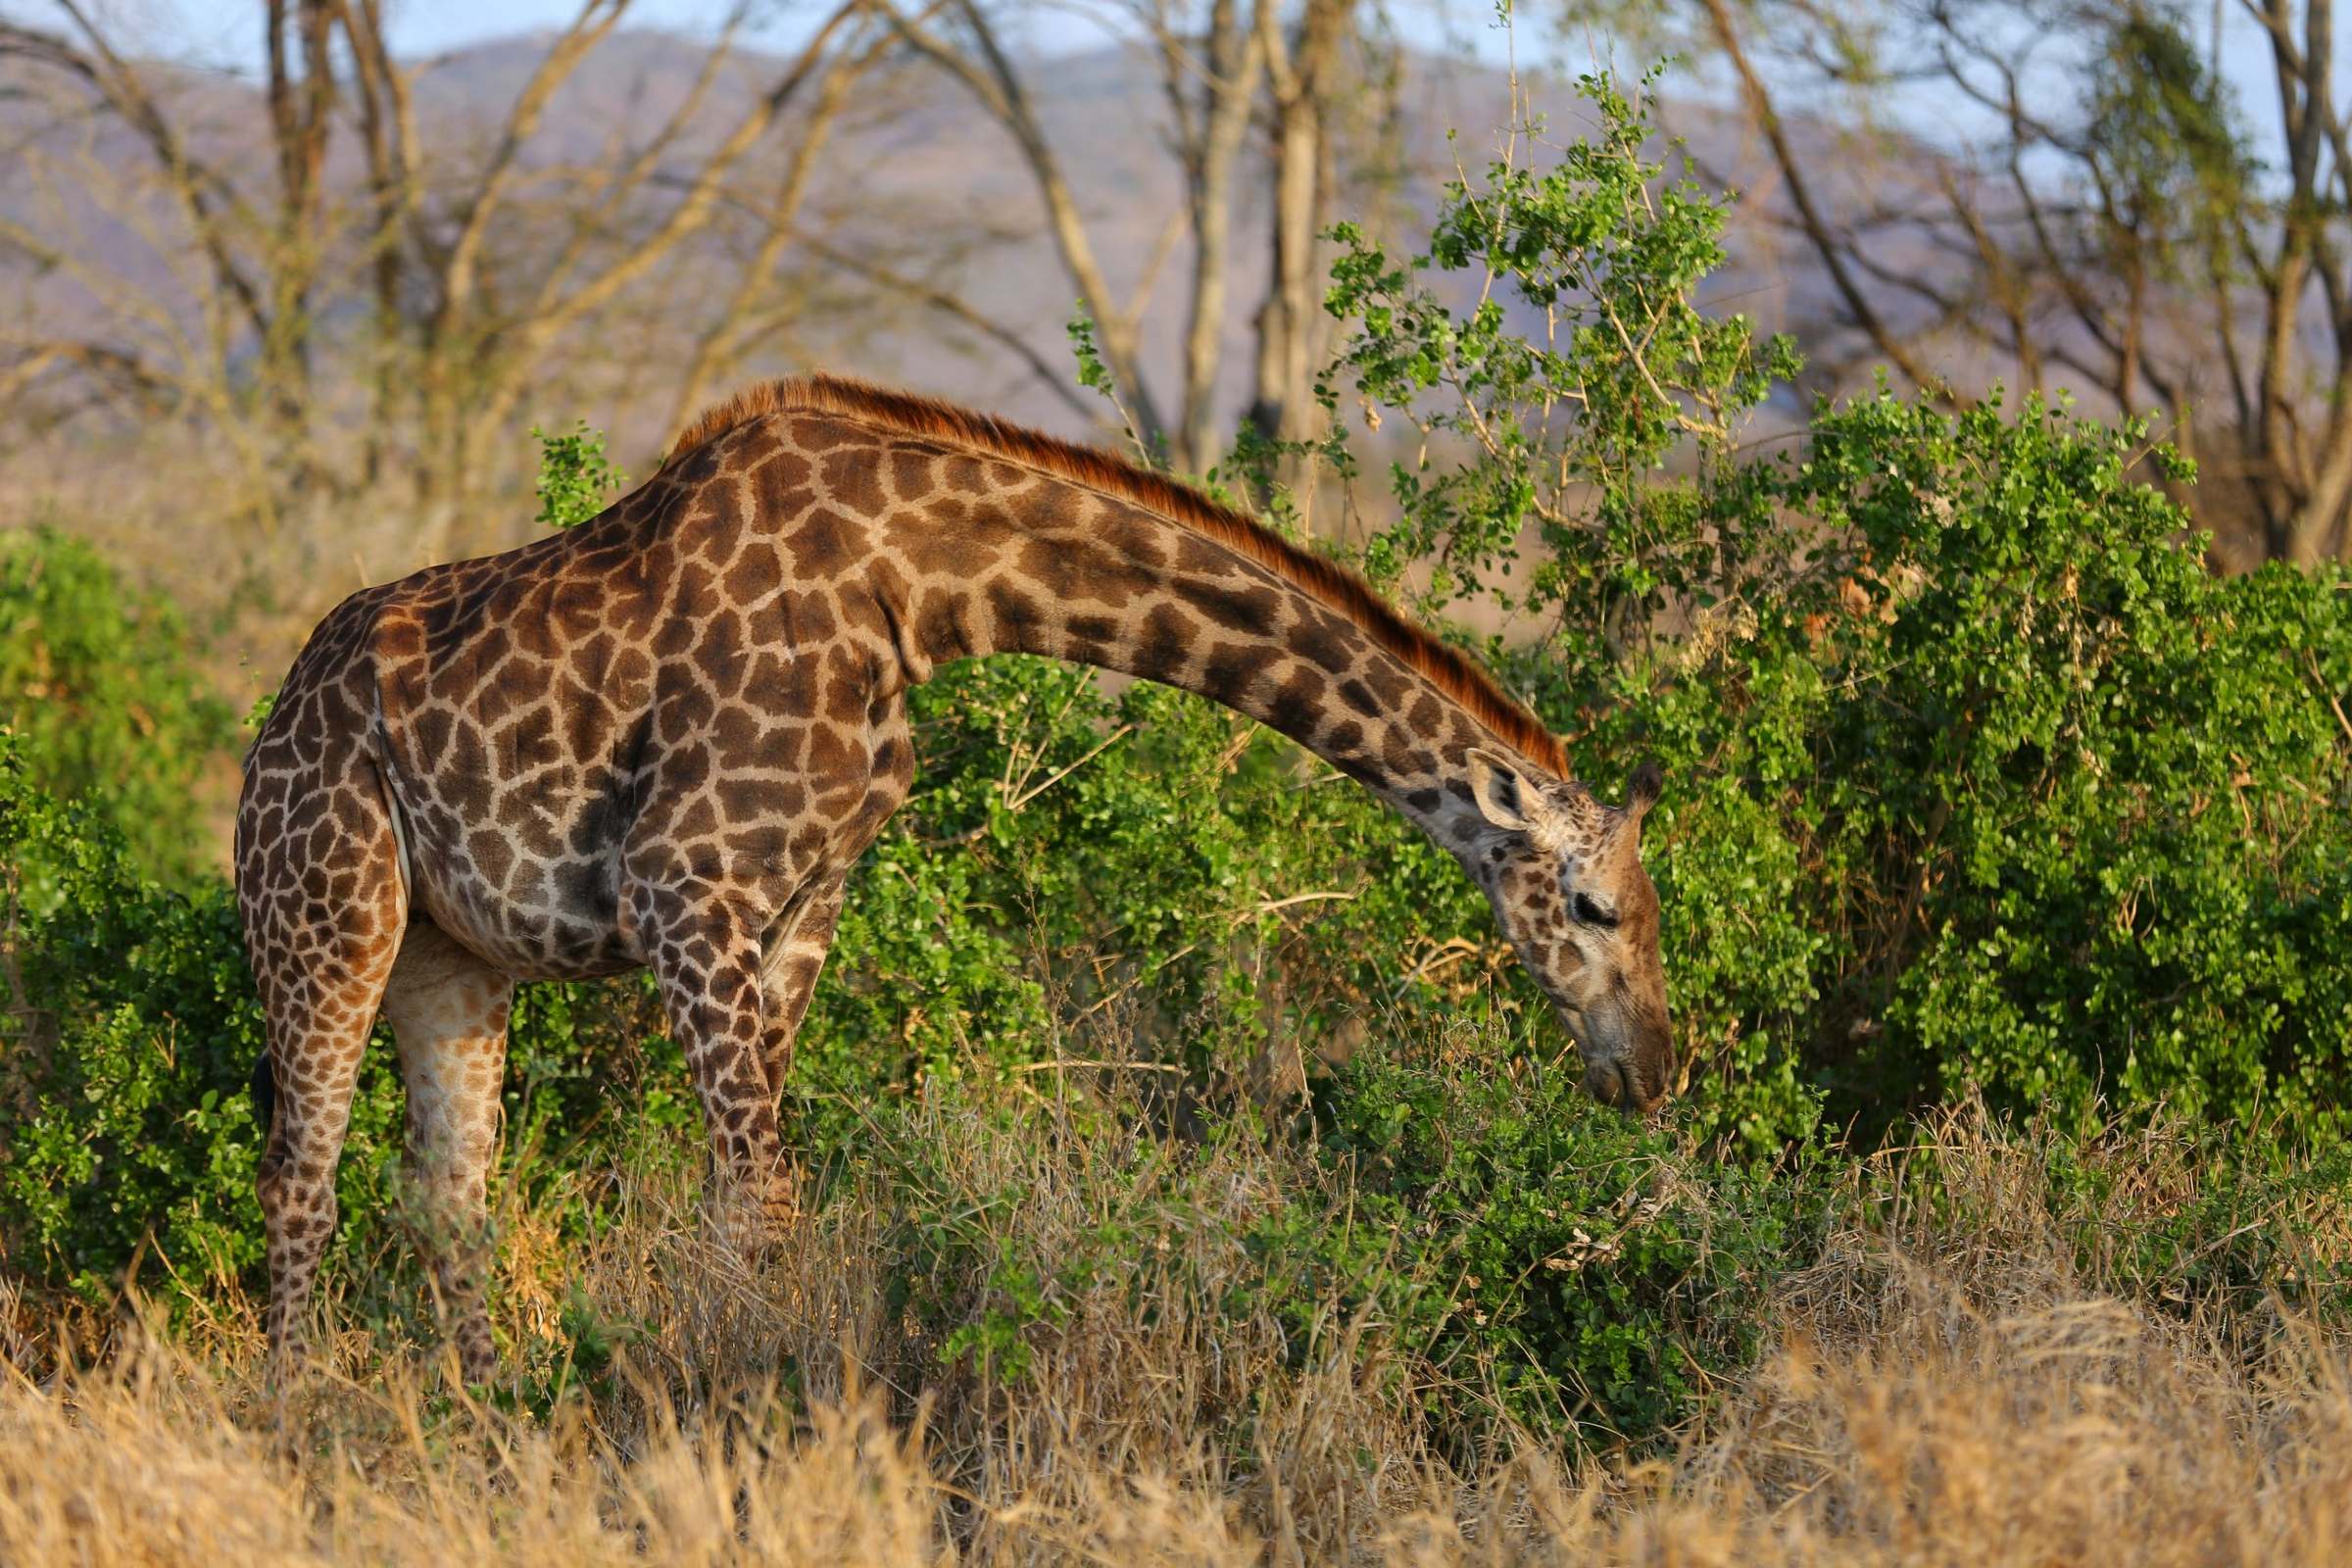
1314, 72, 2352, 1151
1565, 395, 2352, 1149
0, 733, 310, 1300
849, 1015, 1814, 1454
1310, 1021, 1807, 1446
1791, 397, 2350, 1140
799, 656, 1490, 1108
845, 1042, 2346, 1460
0, 526, 232, 885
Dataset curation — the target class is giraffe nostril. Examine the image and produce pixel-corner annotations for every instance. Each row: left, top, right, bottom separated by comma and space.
1581, 1054, 1614, 1104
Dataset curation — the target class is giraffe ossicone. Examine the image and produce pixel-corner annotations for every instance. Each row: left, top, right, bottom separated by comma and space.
236, 373, 1675, 1383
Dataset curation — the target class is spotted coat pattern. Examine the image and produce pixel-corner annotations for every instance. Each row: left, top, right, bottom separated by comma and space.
236, 377, 1674, 1383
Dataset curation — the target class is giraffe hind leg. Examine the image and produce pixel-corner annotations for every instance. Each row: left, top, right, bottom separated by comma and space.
380, 920, 514, 1388
242, 769, 408, 1381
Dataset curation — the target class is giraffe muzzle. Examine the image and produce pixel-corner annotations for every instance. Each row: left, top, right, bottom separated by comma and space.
1569, 1007, 1675, 1117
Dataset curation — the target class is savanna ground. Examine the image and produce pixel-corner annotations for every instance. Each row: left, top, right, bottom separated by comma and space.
5, 1065, 2349, 1566
4, 55, 2351, 1568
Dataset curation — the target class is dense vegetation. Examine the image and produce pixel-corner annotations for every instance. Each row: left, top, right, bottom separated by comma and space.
1, 74, 2344, 1465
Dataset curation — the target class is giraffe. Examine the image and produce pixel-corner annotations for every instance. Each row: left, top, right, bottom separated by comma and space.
237, 374, 1675, 1384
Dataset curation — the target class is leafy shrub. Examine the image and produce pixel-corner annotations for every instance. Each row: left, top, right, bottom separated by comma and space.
0, 733, 314, 1301
1780, 396, 2351, 1140
1314, 72, 2352, 1151
1321, 64, 1796, 648
1558, 395, 2352, 1149
799, 656, 1491, 1108
1309, 1018, 1809, 1446
0, 526, 231, 885
852, 1017, 1814, 1454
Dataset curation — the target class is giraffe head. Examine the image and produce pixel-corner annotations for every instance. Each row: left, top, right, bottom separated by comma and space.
1462, 750, 1674, 1113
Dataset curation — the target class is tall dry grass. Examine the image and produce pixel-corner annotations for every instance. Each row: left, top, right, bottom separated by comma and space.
3, 1094, 2346, 1566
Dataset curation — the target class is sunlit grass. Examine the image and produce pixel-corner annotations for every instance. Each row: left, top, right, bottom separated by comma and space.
4, 1068, 2345, 1566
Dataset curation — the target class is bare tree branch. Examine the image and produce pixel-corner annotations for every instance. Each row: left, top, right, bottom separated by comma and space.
1701, 0, 1944, 397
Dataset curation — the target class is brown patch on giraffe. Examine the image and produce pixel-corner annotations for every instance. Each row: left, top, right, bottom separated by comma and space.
1132, 603, 1196, 683
819, 448, 887, 516
1266, 665, 1331, 739
661, 374, 1568, 779
1173, 574, 1285, 633
913, 589, 978, 662
783, 508, 864, 579
723, 543, 784, 605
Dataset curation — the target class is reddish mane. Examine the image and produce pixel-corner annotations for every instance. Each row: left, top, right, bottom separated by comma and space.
662, 374, 1569, 779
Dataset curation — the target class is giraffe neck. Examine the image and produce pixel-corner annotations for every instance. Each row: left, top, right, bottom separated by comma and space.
826, 430, 1529, 858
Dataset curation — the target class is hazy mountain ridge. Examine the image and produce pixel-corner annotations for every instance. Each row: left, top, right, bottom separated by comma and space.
2, 25, 1914, 452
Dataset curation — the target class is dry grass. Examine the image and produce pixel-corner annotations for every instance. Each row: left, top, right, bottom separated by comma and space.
3, 1096, 2346, 1567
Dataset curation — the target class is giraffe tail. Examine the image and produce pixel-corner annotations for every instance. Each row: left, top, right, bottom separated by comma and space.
248, 1050, 276, 1137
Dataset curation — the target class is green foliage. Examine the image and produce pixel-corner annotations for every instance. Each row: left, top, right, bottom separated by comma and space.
532, 420, 629, 530
1324, 66, 1798, 654
0, 731, 311, 1298
853, 1020, 1814, 1452
1315, 70, 2352, 1152
1536, 390, 2352, 1150
1064, 303, 1114, 398
1310, 1023, 1807, 1446
849, 1050, 2346, 1461
793, 653, 1495, 1115
1740, 393, 2350, 1142
0, 527, 231, 885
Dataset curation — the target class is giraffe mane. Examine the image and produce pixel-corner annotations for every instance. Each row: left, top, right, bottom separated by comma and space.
662, 373, 1571, 781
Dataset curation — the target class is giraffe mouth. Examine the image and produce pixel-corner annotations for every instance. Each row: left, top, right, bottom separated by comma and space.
1574, 1035, 1668, 1117
1615, 1059, 1669, 1117
1553, 989, 1674, 1116
1578, 1051, 1630, 1111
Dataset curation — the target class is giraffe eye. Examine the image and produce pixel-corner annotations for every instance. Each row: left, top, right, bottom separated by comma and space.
1573, 893, 1618, 928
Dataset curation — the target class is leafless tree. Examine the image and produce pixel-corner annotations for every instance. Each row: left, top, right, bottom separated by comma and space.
349, 0, 878, 509
874, 0, 1375, 484
1249, 0, 1353, 455
1, 1, 348, 525
1698, 0, 2352, 564
2, 0, 1414, 555
0, 0, 889, 537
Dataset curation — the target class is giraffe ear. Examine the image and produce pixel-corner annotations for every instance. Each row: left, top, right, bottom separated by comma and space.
1466, 748, 1551, 839
1626, 759, 1664, 824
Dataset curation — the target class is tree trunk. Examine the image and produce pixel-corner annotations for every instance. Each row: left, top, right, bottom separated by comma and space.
1175, 0, 1263, 473
1250, 0, 1353, 531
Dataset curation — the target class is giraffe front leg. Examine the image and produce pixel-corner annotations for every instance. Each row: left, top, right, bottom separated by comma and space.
742, 880, 846, 1226
380, 921, 514, 1388
757, 880, 846, 1103
644, 896, 797, 1247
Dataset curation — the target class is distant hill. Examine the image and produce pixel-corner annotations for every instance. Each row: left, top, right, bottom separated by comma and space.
0, 25, 1963, 457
